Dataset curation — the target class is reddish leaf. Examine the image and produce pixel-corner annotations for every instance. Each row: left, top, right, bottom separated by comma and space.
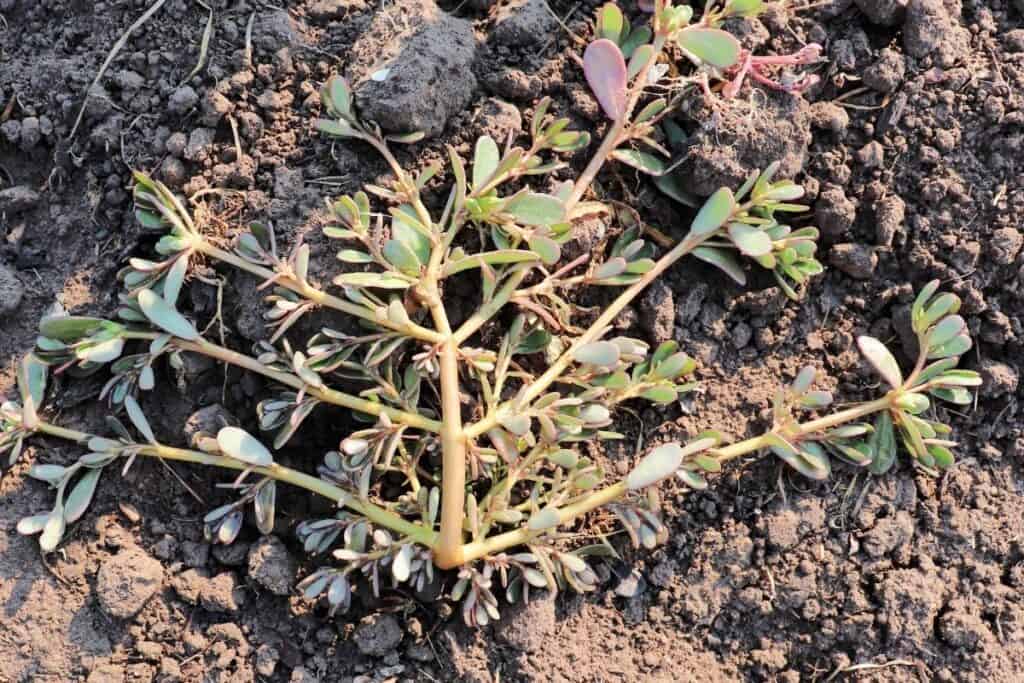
584, 39, 628, 121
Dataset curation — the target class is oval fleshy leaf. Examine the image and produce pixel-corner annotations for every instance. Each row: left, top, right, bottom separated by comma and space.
472, 136, 500, 190
528, 506, 562, 531
583, 39, 628, 121
216, 427, 274, 467
137, 288, 200, 340
610, 149, 667, 176
692, 246, 746, 285
627, 443, 684, 490
856, 336, 903, 388
507, 193, 565, 226
689, 188, 736, 236
573, 341, 621, 367
64, 469, 102, 523
728, 223, 773, 257
676, 27, 742, 69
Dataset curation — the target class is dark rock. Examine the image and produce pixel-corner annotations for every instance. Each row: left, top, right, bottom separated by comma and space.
904, 0, 964, 60
352, 0, 477, 138
829, 243, 877, 279
253, 10, 308, 52
854, 0, 907, 25
492, 0, 558, 47
353, 614, 403, 656
255, 644, 280, 677
815, 185, 857, 238
989, 228, 1022, 265
168, 86, 198, 115
863, 48, 905, 93
160, 157, 187, 188
307, 0, 366, 22
19, 116, 41, 150
184, 127, 216, 162
639, 279, 675, 343
184, 404, 237, 447
979, 359, 1018, 398
247, 536, 297, 596
96, 546, 165, 619
874, 195, 905, 246
0, 265, 25, 315
0, 185, 40, 213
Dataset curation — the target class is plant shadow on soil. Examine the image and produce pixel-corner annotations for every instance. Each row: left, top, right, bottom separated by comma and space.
1, 0, 1024, 681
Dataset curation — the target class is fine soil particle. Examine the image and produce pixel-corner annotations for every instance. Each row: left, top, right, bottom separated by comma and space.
3, 0, 1024, 681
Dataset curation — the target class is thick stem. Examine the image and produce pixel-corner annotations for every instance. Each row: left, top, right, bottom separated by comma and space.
193, 240, 443, 344
434, 339, 467, 569
466, 231, 708, 439
35, 421, 437, 545
564, 35, 668, 212
123, 332, 442, 433
459, 396, 894, 563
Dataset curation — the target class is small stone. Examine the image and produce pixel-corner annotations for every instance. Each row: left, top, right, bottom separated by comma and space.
0, 185, 40, 213
199, 90, 234, 127
96, 546, 165, 619
731, 322, 752, 349
470, 97, 522, 142
181, 540, 211, 568
639, 279, 675, 343
676, 283, 708, 325
353, 614, 403, 657
208, 622, 249, 655
829, 243, 877, 279
255, 644, 280, 677
492, 0, 558, 47
183, 404, 237, 447
247, 536, 298, 596
137, 641, 163, 661
979, 360, 1018, 398
184, 127, 216, 162
863, 48, 905, 93
815, 185, 857, 238
1006, 29, 1024, 53
308, 0, 367, 22
1, 119, 20, 144
989, 228, 1022, 265
0, 265, 25, 315
950, 241, 980, 274
904, 0, 958, 58
160, 157, 187, 188
200, 571, 245, 612
168, 86, 199, 115
854, 0, 907, 26
856, 141, 885, 168
874, 195, 905, 246
165, 132, 188, 157
808, 102, 850, 133
212, 541, 249, 566
19, 116, 41, 150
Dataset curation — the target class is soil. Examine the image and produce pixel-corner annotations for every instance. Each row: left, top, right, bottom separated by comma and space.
2, 0, 1024, 681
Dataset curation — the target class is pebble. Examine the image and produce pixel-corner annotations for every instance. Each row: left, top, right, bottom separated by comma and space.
829, 243, 878, 279
353, 614, 403, 657
247, 536, 298, 596
95, 546, 165, 619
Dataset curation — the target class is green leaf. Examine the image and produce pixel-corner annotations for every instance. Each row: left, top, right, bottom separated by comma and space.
932, 369, 982, 387
627, 44, 655, 80
692, 246, 746, 285
927, 333, 972, 359
39, 508, 65, 552
333, 272, 413, 290
39, 316, 107, 342
137, 288, 199, 340
16, 514, 50, 536
528, 506, 562, 531
123, 395, 156, 444
728, 223, 773, 257
610, 149, 667, 176
597, 2, 625, 43
620, 26, 652, 59
527, 235, 561, 265
654, 352, 695, 379
641, 385, 678, 404
18, 354, 47, 415
654, 174, 700, 208
383, 239, 423, 275
689, 188, 736, 236
635, 99, 666, 123
573, 341, 620, 368
911, 279, 940, 331
928, 314, 965, 348
929, 387, 972, 405
507, 193, 565, 226
856, 336, 903, 388
64, 469, 102, 523
337, 249, 374, 264
163, 255, 188, 304
391, 208, 431, 264
894, 393, 930, 414
627, 443, 683, 490
676, 27, 742, 69
327, 75, 352, 116
77, 338, 125, 363
472, 136, 500, 190
216, 427, 274, 467
315, 118, 357, 138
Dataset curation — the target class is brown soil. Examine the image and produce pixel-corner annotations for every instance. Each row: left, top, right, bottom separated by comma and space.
2, 0, 1023, 681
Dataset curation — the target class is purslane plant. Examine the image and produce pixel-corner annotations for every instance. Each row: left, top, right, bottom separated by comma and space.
4, 2, 979, 626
